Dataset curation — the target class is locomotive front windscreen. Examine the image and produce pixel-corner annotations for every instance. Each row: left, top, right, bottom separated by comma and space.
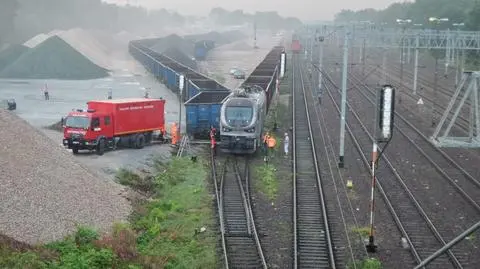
225, 105, 254, 127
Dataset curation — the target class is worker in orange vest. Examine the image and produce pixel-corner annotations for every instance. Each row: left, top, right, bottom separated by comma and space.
171, 122, 178, 145
210, 126, 217, 155
263, 132, 277, 162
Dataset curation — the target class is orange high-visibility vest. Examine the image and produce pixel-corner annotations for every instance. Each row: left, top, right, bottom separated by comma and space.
171, 123, 178, 145
267, 136, 276, 148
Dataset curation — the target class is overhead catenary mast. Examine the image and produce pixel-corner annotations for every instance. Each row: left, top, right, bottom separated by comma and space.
253, 19, 258, 49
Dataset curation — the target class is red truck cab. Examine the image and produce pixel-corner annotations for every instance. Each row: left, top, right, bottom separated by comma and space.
63, 98, 166, 155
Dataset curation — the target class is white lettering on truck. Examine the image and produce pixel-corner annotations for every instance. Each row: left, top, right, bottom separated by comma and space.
118, 105, 154, 111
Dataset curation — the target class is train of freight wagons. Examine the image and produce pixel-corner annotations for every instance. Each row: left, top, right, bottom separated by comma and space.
62, 34, 301, 155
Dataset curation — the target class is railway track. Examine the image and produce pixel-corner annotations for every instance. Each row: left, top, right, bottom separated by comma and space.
387, 63, 471, 131
361, 54, 472, 133
347, 71, 480, 201
322, 67, 480, 268
292, 54, 337, 268
211, 152, 267, 269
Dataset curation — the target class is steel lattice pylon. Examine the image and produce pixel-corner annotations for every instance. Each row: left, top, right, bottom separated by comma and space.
431, 71, 480, 147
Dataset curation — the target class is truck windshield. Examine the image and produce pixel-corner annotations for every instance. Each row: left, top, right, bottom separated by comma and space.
65, 116, 90, 129
225, 106, 253, 127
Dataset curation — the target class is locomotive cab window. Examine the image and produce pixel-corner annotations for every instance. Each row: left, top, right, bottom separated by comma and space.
225, 106, 253, 126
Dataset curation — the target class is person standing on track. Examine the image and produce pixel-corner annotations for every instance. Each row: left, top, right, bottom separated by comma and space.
42, 84, 49, 100
171, 122, 178, 146
210, 126, 217, 155
263, 131, 270, 162
266, 134, 277, 163
283, 132, 289, 157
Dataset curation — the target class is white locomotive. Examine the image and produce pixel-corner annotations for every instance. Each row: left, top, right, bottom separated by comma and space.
219, 86, 267, 154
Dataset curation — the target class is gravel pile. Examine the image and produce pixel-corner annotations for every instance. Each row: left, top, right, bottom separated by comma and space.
0, 35, 109, 80
149, 34, 194, 57
222, 30, 247, 43
0, 44, 29, 72
163, 47, 197, 70
184, 31, 227, 44
225, 41, 252, 51
0, 110, 131, 244
55, 28, 112, 70
23, 33, 50, 48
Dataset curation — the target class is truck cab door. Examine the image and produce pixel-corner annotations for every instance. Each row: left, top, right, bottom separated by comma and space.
102, 115, 114, 138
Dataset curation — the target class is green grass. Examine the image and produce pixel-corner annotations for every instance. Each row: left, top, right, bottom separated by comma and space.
254, 163, 278, 201
348, 258, 383, 269
133, 157, 216, 268
0, 156, 217, 269
351, 226, 371, 238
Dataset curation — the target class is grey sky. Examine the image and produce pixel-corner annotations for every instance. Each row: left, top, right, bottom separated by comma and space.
103, 0, 403, 21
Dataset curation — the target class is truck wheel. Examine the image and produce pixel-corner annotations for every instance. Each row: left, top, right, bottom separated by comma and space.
96, 139, 105, 155
135, 134, 145, 149
72, 147, 79, 154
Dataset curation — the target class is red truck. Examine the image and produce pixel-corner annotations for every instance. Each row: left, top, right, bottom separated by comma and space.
62, 98, 166, 155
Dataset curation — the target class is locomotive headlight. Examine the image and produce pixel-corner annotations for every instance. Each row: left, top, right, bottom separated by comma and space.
222, 127, 232, 132
245, 127, 255, 133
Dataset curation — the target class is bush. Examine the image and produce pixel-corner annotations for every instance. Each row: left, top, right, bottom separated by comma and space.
116, 169, 155, 194
0, 157, 217, 268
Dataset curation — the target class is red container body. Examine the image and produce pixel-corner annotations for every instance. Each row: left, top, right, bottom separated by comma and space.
87, 98, 165, 136
291, 40, 302, 53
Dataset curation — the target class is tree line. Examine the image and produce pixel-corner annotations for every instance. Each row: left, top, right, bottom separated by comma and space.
335, 0, 480, 30
209, 7, 303, 30
0, 0, 303, 47
334, 0, 480, 66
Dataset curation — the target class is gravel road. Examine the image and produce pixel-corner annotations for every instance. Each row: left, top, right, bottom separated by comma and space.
0, 109, 132, 245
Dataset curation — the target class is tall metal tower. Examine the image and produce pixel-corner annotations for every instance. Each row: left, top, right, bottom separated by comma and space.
253, 19, 258, 49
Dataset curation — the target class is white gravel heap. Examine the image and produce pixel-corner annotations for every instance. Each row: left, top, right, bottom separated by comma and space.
0, 110, 131, 244
23, 33, 50, 48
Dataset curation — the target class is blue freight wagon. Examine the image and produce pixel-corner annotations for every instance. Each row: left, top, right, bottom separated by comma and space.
186, 79, 227, 101
185, 91, 230, 139
194, 47, 207, 60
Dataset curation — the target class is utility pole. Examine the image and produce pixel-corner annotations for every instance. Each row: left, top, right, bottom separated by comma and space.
318, 34, 324, 100
413, 35, 420, 94
338, 30, 350, 168
362, 38, 366, 77
253, 20, 257, 49
178, 74, 185, 140
381, 49, 387, 85
399, 28, 405, 104
445, 29, 450, 77
432, 57, 438, 127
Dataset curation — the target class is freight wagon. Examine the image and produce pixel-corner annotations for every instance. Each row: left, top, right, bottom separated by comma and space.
239, 46, 284, 112
194, 40, 215, 60
291, 39, 302, 53
185, 91, 230, 138
62, 98, 166, 155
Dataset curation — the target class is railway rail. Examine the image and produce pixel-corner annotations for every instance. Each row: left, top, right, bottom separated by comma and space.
292, 54, 338, 268
322, 66, 480, 268
363, 54, 472, 133
210, 152, 267, 269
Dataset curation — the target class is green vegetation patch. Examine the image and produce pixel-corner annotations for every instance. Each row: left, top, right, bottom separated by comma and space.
351, 226, 371, 238
132, 157, 216, 268
0, 156, 217, 269
254, 163, 278, 201
0, 44, 29, 72
348, 257, 383, 269
0, 36, 109, 80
